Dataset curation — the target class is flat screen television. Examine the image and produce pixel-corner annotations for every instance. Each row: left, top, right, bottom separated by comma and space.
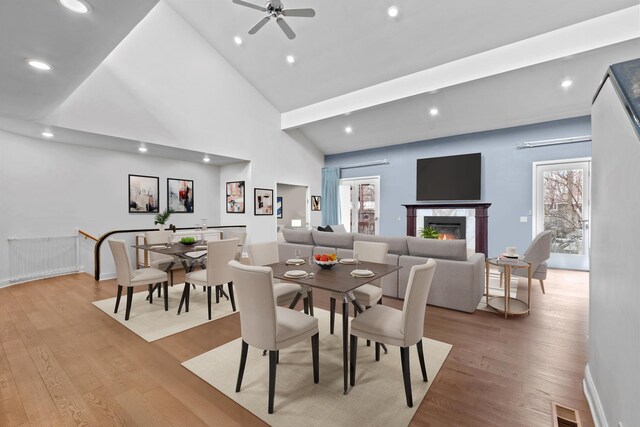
416, 153, 481, 201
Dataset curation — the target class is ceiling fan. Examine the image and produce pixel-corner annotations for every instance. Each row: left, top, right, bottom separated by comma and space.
232, 0, 316, 40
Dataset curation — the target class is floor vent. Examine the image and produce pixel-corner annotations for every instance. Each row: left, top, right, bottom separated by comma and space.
552, 402, 582, 427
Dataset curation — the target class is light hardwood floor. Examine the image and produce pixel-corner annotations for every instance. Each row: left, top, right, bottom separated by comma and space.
0, 268, 592, 426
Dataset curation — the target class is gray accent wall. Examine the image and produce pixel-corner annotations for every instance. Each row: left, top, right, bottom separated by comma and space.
324, 116, 591, 258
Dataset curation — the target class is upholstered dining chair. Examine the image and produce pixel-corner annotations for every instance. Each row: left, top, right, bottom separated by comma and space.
228, 260, 319, 414
329, 241, 389, 335
108, 239, 169, 320
144, 230, 181, 288
180, 239, 239, 319
500, 231, 552, 293
349, 259, 437, 408
247, 241, 306, 310
223, 229, 247, 261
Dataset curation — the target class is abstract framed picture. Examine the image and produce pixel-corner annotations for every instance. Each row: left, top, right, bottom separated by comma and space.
254, 188, 274, 216
311, 195, 321, 211
167, 178, 194, 213
129, 174, 159, 213
226, 181, 245, 213
276, 196, 283, 219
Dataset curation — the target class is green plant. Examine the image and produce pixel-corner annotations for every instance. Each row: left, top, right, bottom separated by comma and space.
154, 208, 174, 225
179, 237, 196, 245
419, 226, 440, 239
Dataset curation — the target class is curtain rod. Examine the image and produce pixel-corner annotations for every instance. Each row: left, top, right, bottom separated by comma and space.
339, 159, 389, 170
517, 135, 591, 149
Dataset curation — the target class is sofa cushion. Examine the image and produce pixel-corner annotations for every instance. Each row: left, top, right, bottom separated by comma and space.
282, 229, 314, 245
407, 237, 467, 261
354, 233, 409, 255
312, 229, 353, 249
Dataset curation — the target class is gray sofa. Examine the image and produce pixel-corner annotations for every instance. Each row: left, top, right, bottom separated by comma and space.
278, 228, 485, 313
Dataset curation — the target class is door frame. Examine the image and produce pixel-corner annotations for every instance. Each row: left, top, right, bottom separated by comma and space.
531, 157, 591, 269
339, 175, 381, 235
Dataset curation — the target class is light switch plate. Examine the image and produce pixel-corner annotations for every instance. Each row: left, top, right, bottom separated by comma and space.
520, 216, 528, 223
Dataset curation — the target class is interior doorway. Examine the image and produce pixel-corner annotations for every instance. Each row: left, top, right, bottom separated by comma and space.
533, 158, 591, 270
339, 176, 380, 235
276, 183, 309, 231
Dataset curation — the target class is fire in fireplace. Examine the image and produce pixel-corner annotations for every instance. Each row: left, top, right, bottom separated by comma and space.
425, 216, 466, 240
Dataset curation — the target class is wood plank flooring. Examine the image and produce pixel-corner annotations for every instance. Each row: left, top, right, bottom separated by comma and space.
0, 269, 592, 426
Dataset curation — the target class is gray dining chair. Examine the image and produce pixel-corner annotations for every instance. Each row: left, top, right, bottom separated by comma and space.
108, 239, 169, 320
228, 260, 319, 414
349, 259, 437, 408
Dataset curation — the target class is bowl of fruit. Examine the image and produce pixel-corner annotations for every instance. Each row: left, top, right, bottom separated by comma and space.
313, 253, 338, 269
179, 237, 198, 246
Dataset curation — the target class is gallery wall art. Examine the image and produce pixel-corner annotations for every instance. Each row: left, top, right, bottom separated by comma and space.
254, 188, 274, 215
129, 174, 159, 213
226, 181, 245, 213
167, 178, 194, 213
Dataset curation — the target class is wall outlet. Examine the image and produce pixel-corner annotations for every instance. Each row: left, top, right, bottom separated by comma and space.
520, 216, 528, 223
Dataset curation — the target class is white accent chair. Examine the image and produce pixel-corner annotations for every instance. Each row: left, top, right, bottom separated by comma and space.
108, 239, 169, 320
350, 259, 437, 407
247, 241, 306, 310
180, 239, 239, 319
500, 231, 552, 294
228, 260, 319, 414
329, 241, 389, 335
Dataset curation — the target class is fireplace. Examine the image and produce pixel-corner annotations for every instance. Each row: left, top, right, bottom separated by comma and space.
425, 216, 466, 240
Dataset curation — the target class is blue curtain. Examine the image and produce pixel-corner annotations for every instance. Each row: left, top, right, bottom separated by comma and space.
321, 167, 340, 226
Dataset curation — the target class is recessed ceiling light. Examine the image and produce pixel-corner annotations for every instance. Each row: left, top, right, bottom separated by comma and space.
26, 59, 52, 71
345, 126, 353, 134
138, 146, 147, 153
203, 156, 211, 162
561, 79, 573, 88
41, 131, 54, 138
58, 0, 90, 14
234, 36, 243, 46
286, 55, 296, 64
387, 6, 399, 18
429, 108, 439, 116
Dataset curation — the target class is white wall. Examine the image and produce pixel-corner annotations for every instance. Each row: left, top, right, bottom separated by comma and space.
0, 129, 220, 284
43, 1, 324, 247
587, 78, 640, 426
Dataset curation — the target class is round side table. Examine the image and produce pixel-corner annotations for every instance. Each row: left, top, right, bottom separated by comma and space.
485, 257, 532, 318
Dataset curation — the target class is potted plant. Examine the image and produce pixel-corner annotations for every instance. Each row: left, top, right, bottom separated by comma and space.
418, 226, 439, 239
154, 208, 174, 231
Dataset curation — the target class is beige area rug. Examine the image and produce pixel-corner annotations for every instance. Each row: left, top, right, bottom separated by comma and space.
92, 284, 236, 342
182, 308, 452, 426
477, 270, 519, 312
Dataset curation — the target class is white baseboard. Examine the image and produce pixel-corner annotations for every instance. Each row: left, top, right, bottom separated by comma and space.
584, 364, 608, 427
99, 272, 116, 281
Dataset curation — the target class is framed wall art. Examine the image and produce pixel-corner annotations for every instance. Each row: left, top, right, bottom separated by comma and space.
254, 188, 274, 215
226, 181, 245, 213
129, 174, 159, 213
311, 195, 321, 211
276, 196, 283, 219
167, 178, 194, 213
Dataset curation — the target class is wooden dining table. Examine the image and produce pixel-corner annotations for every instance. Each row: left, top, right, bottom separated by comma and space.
268, 260, 402, 395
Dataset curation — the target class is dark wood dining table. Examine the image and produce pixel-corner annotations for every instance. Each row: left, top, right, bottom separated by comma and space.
268, 260, 402, 395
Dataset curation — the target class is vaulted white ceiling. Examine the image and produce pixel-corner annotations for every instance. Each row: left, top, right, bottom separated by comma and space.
0, 0, 638, 155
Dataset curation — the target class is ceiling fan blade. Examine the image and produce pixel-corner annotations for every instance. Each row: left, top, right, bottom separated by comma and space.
282, 8, 316, 17
276, 17, 296, 39
232, 0, 266, 12
248, 16, 271, 34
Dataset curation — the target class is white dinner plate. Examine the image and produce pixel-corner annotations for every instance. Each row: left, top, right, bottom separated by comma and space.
339, 259, 357, 265
286, 258, 305, 265
150, 245, 167, 249
284, 270, 308, 278
351, 269, 374, 278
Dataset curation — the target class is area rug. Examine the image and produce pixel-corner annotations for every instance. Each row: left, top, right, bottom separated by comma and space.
477, 270, 519, 312
92, 284, 237, 342
182, 308, 452, 426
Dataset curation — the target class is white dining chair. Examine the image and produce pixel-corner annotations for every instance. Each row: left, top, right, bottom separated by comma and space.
108, 239, 169, 320
223, 229, 247, 261
247, 241, 306, 310
350, 259, 437, 408
329, 241, 389, 335
180, 239, 238, 319
144, 230, 181, 289
228, 260, 319, 414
